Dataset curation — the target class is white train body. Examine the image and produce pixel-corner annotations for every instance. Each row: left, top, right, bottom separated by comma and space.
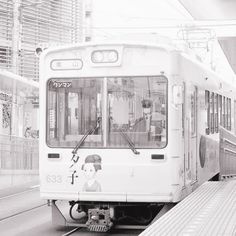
39, 42, 236, 229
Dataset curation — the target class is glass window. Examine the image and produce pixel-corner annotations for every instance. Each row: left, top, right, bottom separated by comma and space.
205, 90, 210, 135
234, 100, 236, 133
210, 92, 214, 134
47, 78, 102, 147
223, 96, 226, 128
228, 98, 231, 131
215, 94, 219, 133
107, 76, 167, 148
219, 95, 222, 126
47, 76, 168, 149
226, 98, 229, 129
191, 88, 197, 136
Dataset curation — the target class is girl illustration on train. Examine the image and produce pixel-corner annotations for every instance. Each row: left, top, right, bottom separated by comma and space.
81, 154, 102, 192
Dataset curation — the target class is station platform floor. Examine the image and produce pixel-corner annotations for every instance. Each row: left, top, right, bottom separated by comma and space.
140, 179, 236, 236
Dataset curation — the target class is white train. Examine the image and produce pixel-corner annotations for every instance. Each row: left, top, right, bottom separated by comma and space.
39, 40, 236, 232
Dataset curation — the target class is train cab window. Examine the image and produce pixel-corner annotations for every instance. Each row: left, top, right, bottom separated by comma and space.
107, 76, 168, 148
47, 78, 103, 147
205, 90, 210, 135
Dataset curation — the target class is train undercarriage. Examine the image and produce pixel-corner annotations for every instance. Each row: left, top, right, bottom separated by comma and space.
50, 200, 175, 232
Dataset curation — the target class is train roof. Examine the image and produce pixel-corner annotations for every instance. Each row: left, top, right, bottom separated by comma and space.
41, 41, 236, 94
180, 50, 236, 93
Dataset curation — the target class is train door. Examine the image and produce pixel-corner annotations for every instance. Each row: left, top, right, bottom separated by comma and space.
184, 84, 198, 185
189, 85, 198, 183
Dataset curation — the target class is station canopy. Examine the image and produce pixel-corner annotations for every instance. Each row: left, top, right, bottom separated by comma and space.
0, 69, 38, 99
179, 0, 236, 74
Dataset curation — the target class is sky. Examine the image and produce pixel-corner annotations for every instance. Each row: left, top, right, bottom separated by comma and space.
90, 0, 235, 79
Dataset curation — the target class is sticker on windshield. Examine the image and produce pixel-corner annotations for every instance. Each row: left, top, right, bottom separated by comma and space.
52, 81, 72, 88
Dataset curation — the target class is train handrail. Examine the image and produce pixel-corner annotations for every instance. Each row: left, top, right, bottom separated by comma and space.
223, 148, 236, 156
223, 138, 236, 149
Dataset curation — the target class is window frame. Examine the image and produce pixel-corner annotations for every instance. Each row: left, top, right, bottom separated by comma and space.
46, 77, 104, 148
215, 93, 219, 133
46, 76, 169, 149
228, 98, 231, 131
205, 90, 210, 135
106, 75, 168, 149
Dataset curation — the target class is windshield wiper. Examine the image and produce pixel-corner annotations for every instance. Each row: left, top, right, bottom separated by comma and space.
119, 129, 140, 155
71, 117, 101, 165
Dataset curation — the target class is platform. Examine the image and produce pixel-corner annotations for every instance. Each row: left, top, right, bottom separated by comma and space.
140, 180, 236, 236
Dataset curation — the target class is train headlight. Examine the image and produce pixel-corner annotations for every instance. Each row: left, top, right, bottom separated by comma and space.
91, 50, 118, 63
107, 50, 118, 62
92, 51, 104, 63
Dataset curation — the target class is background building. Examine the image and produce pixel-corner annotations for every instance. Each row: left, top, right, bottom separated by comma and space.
0, 0, 86, 188
0, 0, 85, 81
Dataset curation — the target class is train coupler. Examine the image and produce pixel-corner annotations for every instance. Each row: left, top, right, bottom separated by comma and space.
86, 208, 113, 232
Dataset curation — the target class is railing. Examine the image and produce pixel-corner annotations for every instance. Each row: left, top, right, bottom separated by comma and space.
219, 127, 236, 179
0, 134, 38, 170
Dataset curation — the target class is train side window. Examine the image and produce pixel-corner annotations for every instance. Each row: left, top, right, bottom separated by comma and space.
205, 90, 210, 135
182, 83, 185, 138
228, 98, 231, 131
234, 100, 236, 134
215, 94, 219, 133
226, 98, 228, 129
219, 95, 222, 126
223, 96, 226, 128
210, 92, 214, 134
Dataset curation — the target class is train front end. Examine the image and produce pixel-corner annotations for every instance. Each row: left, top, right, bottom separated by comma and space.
39, 43, 184, 230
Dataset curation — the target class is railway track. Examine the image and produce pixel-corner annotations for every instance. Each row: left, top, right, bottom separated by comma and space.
0, 203, 47, 222
0, 189, 142, 235
0, 187, 46, 222
62, 227, 81, 236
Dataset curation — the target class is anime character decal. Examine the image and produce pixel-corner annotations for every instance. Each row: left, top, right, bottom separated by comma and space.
69, 154, 102, 192
81, 154, 102, 192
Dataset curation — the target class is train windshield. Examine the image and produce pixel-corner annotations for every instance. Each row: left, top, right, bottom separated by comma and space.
107, 76, 167, 148
47, 78, 103, 147
47, 76, 167, 148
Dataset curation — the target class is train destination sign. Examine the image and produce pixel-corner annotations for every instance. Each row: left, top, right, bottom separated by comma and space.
50, 59, 83, 70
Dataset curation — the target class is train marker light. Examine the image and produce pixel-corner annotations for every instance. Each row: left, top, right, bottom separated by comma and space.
91, 50, 118, 63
